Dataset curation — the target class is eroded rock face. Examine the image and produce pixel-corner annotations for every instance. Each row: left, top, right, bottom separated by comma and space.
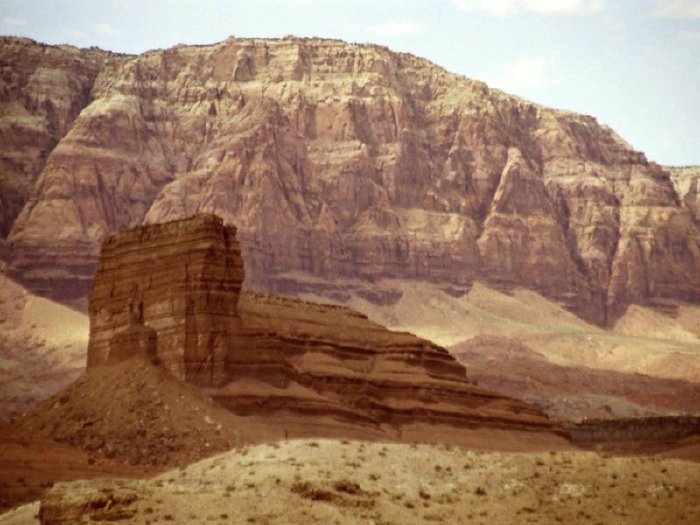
0, 37, 110, 238
669, 166, 700, 224
230, 292, 565, 438
82, 214, 565, 442
87, 214, 244, 386
5, 36, 700, 323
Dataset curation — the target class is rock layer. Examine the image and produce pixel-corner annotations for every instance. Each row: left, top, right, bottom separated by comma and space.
87, 214, 244, 386
4, 36, 700, 323
451, 336, 700, 422
231, 292, 563, 439
0, 38, 110, 238
669, 166, 700, 224
82, 214, 566, 443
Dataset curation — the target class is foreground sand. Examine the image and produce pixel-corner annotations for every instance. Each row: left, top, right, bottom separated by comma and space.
0, 273, 88, 419
15, 439, 700, 525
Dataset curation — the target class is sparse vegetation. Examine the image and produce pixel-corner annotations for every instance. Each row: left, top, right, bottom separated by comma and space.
7, 439, 700, 524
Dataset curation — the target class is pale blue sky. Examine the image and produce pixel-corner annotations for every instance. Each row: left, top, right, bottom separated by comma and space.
1, 0, 698, 166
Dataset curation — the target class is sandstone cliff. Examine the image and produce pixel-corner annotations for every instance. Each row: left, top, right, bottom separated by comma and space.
76, 214, 566, 447
669, 166, 700, 224
4, 36, 700, 323
88, 214, 244, 386
0, 38, 110, 238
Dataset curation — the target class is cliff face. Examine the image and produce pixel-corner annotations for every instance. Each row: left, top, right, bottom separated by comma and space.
87, 214, 244, 386
4, 36, 700, 323
81, 214, 566, 443
669, 166, 700, 224
0, 38, 109, 238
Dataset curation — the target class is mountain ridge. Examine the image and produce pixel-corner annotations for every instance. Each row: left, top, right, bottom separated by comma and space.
3, 35, 700, 325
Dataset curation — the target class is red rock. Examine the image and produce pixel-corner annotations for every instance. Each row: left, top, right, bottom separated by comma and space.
0, 37, 110, 238
80, 213, 568, 447
4, 37, 700, 323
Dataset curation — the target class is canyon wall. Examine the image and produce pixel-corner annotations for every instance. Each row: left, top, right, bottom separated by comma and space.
4, 36, 700, 323
0, 38, 110, 238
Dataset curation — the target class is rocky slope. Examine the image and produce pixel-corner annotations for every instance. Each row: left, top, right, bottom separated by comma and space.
47, 213, 566, 453
13, 358, 252, 468
230, 292, 568, 443
0, 267, 88, 419
452, 336, 700, 422
0, 420, 148, 514
3, 36, 700, 323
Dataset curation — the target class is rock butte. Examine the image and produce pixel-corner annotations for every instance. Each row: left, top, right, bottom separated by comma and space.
81, 213, 569, 447
3, 36, 700, 325
87, 213, 245, 386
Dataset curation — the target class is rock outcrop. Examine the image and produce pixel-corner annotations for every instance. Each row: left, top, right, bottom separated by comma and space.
231, 292, 565, 441
669, 166, 700, 224
4, 36, 700, 323
0, 38, 110, 238
565, 416, 700, 454
74, 214, 569, 450
87, 214, 244, 386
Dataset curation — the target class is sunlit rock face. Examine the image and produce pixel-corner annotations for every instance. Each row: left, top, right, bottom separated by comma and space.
669, 166, 700, 224
0, 38, 110, 239
5, 36, 700, 324
87, 214, 244, 386
82, 213, 567, 442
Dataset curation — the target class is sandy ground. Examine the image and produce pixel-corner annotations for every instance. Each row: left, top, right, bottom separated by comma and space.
18, 438, 700, 525
0, 419, 154, 514
0, 274, 88, 418
0, 503, 39, 525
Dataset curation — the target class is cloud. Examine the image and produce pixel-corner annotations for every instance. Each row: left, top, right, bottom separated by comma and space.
678, 30, 700, 39
602, 14, 626, 31
2, 16, 28, 26
453, 0, 602, 16
365, 21, 426, 36
523, 0, 602, 13
94, 23, 122, 37
453, 0, 518, 16
483, 57, 547, 93
653, 0, 700, 18
69, 29, 91, 40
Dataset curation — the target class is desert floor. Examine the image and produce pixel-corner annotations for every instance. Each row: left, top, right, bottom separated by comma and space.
4, 438, 697, 525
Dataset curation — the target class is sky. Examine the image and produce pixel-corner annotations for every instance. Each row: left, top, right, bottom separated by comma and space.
1, 0, 698, 166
